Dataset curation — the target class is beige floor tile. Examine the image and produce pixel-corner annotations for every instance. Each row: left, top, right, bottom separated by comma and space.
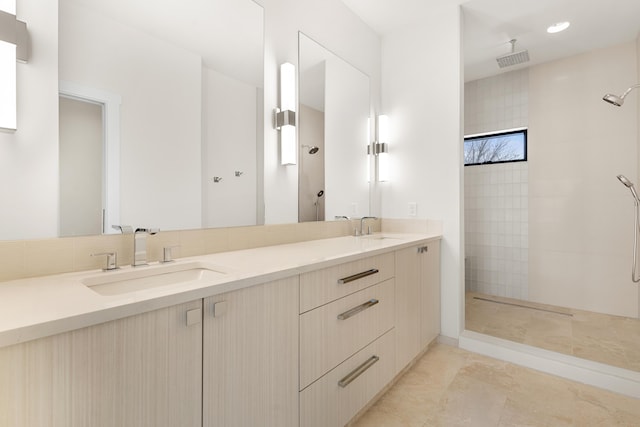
354, 344, 640, 427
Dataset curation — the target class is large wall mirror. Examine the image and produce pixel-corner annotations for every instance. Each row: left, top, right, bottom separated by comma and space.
298, 33, 371, 223
462, 0, 640, 373
58, 0, 264, 237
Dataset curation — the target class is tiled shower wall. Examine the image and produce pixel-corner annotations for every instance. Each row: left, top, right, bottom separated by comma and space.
464, 69, 529, 299
464, 163, 529, 298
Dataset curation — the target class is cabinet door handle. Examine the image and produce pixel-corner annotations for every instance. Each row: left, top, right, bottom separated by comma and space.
337, 268, 379, 284
337, 299, 379, 320
338, 355, 380, 388
417, 246, 429, 254
186, 308, 202, 326
212, 301, 228, 318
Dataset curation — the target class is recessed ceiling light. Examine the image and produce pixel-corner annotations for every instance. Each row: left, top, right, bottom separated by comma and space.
547, 22, 570, 34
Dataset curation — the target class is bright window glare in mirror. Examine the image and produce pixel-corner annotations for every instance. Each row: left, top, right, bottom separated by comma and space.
547, 22, 570, 34
0, 40, 17, 130
0, 0, 16, 14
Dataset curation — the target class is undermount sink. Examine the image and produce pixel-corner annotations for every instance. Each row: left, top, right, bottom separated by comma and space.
359, 234, 403, 240
82, 261, 228, 296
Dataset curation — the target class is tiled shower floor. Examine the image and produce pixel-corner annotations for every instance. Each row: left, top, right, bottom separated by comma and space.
465, 292, 640, 372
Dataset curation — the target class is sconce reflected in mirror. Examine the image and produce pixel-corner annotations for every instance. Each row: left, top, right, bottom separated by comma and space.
0, 0, 29, 131
275, 62, 297, 165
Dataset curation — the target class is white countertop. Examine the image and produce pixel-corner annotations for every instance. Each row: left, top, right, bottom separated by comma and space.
0, 232, 440, 348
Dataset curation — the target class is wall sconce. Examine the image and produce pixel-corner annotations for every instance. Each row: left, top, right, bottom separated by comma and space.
375, 115, 390, 182
275, 62, 296, 165
0, 1, 29, 131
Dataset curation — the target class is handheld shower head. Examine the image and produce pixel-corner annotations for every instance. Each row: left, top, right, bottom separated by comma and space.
603, 84, 640, 107
617, 175, 640, 202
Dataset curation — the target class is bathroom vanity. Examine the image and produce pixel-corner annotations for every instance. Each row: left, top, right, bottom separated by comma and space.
0, 232, 440, 427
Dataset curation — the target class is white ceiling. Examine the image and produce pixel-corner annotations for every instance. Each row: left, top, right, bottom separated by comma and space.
341, 0, 640, 82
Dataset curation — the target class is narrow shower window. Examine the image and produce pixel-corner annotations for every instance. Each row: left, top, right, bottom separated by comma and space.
464, 129, 527, 166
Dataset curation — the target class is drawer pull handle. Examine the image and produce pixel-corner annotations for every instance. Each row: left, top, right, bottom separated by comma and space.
337, 268, 379, 284
337, 299, 379, 320
338, 355, 380, 388
417, 246, 429, 254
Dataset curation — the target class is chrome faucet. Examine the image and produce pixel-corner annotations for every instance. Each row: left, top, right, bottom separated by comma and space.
112, 225, 159, 266
360, 216, 377, 236
133, 228, 159, 266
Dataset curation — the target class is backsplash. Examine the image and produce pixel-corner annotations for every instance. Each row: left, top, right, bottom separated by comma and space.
0, 221, 368, 282
0, 218, 447, 282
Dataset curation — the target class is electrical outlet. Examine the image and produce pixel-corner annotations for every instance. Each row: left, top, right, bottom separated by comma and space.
408, 202, 417, 217
351, 203, 358, 216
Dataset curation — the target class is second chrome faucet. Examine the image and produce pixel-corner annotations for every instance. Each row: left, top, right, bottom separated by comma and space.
113, 225, 159, 267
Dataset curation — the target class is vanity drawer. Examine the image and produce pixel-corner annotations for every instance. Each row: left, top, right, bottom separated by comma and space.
300, 279, 394, 390
300, 252, 395, 313
300, 328, 396, 427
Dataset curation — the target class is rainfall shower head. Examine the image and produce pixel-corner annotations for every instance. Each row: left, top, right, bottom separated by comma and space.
302, 144, 319, 154
603, 84, 640, 107
496, 39, 530, 69
617, 175, 640, 202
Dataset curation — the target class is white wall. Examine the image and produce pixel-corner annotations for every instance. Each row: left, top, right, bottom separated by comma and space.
259, 0, 381, 224
528, 41, 638, 318
381, 5, 463, 339
202, 68, 258, 228
0, 0, 59, 239
59, 2, 202, 232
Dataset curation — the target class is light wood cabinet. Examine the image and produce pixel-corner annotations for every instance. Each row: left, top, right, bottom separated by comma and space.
203, 277, 299, 427
420, 240, 441, 347
394, 241, 441, 373
300, 329, 396, 427
300, 252, 395, 313
0, 300, 203, 427
0, 239, 440, 427
299, 279, 394, 389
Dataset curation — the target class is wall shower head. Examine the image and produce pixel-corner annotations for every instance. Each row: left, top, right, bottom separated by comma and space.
617, 174, 640, 202
301, 144, 319, 154
603, 84, 640, 107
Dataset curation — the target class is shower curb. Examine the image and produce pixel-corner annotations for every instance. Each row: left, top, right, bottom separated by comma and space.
459, 330, 640, 399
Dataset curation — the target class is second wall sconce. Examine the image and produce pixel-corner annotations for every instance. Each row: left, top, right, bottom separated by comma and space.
275, 62, 296, 165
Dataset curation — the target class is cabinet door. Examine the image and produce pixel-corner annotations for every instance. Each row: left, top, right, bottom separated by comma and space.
420, 240, 441, 347
203, 277, 299, 427
0, 300, 203, 427
394, 246, 421, 372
